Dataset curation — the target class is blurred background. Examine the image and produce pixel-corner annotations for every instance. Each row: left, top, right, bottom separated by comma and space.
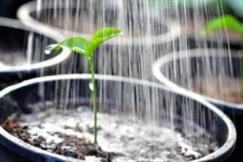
0, 0, 32, 18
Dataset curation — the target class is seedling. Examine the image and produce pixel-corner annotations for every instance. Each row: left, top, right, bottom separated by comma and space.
45, 27, 122, 144
203, 15, 243, 98
202, 15, 243, 36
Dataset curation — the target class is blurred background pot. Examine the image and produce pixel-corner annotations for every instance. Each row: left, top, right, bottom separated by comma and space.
0, 17, 70, 88
0, 0, 31, 18
152, 48, 243, 161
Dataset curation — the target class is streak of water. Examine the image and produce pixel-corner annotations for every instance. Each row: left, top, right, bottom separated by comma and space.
36, 0, 42, 18
26, 32, 34, 66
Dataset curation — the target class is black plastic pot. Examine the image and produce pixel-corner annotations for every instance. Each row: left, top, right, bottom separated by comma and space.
0, 145, 31, 162
0, 18, 70, 87
0, 0, 31, 18
152, 48, 243, 160
0, 74, 236, 162
17, 0, 181, 79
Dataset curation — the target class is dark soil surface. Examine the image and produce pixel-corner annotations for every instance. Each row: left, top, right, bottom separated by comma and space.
1, 120, 116, 162
0, 108, 218, 162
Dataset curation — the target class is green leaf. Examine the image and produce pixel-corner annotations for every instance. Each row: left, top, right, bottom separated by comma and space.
45, 44, 62, 55
203, 15, 243, 36
87, 27, 122, 56
61, 36, 89, 55
92, 27, 122, 42
86, 39, 104, 57
72, 47, 86, 55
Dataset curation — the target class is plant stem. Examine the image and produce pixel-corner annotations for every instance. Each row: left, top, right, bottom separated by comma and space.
88, 56, 97, 144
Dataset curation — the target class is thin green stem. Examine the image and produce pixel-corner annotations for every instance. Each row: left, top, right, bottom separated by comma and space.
88, 56, 97, 144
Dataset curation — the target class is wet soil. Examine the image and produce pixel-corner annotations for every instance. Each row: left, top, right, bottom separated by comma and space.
2, 120, 115, 162
1, 107, 218, 162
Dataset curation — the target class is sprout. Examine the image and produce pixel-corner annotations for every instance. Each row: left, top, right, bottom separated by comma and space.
46, 27, 122, 144
203, 15, 243, 98
202, 15, 243, 36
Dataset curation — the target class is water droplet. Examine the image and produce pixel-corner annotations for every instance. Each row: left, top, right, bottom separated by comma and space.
45, 45, 54, 55
45, 49, 51, 55
89, 82, 93, 91
45, 44, 57, 55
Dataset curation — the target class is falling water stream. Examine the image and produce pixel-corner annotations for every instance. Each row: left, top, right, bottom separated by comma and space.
2, 0, 238, 161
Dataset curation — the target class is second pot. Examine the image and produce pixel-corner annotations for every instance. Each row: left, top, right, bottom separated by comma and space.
152, 48, 243, 153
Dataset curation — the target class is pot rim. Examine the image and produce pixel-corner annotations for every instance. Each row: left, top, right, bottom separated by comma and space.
0, 17, 71, 73
152, 48, 243, 110
0, 74, 236, 162
17, 1, 181, 46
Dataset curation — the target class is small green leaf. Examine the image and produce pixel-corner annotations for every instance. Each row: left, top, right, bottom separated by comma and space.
72, 47, 86, 55
87, 27, 122, 56
45, 44, 62, 55
92, 27, 122, 42
86, 39, 103, 56
61, 36, 89, 55
203, 15, 243, 36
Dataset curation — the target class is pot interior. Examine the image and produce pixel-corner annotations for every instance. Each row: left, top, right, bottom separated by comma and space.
160, 49, 242, 105
0, 75, 234, 161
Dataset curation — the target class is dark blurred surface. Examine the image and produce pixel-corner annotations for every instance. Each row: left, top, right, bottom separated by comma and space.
0, 145, 32, 162
0, 0, 32, 18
